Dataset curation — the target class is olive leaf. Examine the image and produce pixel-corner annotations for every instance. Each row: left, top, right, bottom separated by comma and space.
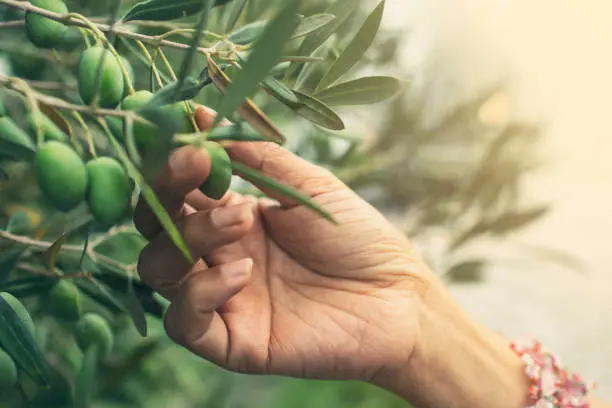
314, 76, 403, 106
0, 117, 36, 162
316, 0, 386, 91
212, 0, 302, 128
175, 0, 215, 103
286, 0, 356, 78
231, 53, 299, 106
224, 0, 248, 33
146, 77, 203, 107
0, 296, 50, 386
288, 90, 345, 131
291, 14, 336, 40
231, 162, 337, 224
122, 0, 232, 22
207, 57, 286, 144
294, 37, 333, 93
206, 123, 267, 142
262, 77, 299, 105
43, 233, 67, 273
227, 20, 267, 45
444, 260, 486, 283
95, 272, 148, 337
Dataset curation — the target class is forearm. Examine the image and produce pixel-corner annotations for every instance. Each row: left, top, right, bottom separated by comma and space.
374, 280, 610, 408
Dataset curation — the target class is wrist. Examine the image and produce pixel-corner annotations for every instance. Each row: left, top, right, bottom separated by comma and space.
373, 280, 529, 408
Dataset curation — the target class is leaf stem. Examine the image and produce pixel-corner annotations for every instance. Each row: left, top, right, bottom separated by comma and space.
72, 111, 97, 158
135, 41, 163, 88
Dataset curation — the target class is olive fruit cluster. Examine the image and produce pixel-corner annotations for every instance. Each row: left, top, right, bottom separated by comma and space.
35, 141, 132, 226
14, 0, 234, 209
0, 291, 114, 390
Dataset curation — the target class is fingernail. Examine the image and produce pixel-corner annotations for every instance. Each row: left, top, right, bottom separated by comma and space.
221, 258, 253, 280
211, 204, 249, 228
168, 147, 194, 175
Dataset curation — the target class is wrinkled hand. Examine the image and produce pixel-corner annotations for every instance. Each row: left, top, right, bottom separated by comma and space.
135, 107, 433, 383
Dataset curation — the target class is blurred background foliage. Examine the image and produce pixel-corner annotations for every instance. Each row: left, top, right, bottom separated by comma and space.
0, 0, 551, 407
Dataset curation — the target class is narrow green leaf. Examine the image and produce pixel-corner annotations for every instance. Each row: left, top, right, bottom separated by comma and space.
314, 76, 403, 106
224, 0, 248, 33
123, 0, 232, 22
207, 57, 287, 144
294, 37, 332, 92
146, 77, 203, 107
227, 20, 267, 45
289, 90, 345, 131
262, 77, 299, 105
286, 0, 356, 78
445, 260, 486, 283
231, 162, 337, 224
291, 14, 336, 39
206, 124, 267, 142
74, 344, 99, 408
174, 0, 215, 102
43, 233, 66, 273
76, 278, 124, 314
213, 0, 302, 128
317, 0, 386, 90
0, 296, 49, 386
488, 206, 551, 235
0, 117, 36, 162
94, 271, 148, 337
100, 121, 193, 264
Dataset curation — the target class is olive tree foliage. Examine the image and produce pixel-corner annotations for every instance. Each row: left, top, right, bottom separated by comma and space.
0, 0, 557, 407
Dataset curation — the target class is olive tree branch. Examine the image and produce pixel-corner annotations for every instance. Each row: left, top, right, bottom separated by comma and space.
0, 73, 149, 123
0, 0, 215, 54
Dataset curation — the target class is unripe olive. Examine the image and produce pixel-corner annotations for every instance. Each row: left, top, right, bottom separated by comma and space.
86, 157, 131, 227
35, 141, 87, 212
25, 0, 69, 49
75, 313, 113, 359
0, 292, 35, 336
120, 90, 156, 149
78, 46, 125, 109
44, 280, 81, 322
198, 142, 232, 200
163, 101, 196, 134
0, 348, 17, 389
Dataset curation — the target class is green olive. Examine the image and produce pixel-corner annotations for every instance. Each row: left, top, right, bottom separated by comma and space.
25, 0, 69, 49
86, 157, 131, 227
198, 141, 232, 200
45, 280, 81, 322
76, 313, 113, 359
35, 141, 87, 212
78, 46, 125, 109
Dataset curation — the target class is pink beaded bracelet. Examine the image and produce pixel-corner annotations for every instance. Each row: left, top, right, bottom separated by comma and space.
510, 339, 596, 408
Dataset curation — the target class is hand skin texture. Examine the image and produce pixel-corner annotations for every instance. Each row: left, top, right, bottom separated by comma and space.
135, 106, 610, 408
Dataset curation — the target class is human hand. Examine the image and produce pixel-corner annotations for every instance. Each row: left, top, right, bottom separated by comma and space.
134, 106, 434, 384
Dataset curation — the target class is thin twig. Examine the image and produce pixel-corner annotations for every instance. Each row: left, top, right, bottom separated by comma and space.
0, 0, 214, 55
0, 73, 147, 122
